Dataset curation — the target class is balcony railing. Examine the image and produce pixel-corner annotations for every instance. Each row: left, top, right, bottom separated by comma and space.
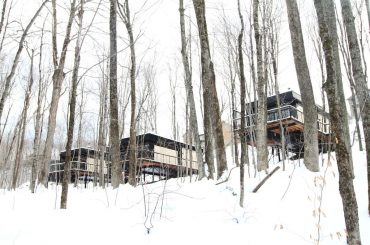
233, 105, 330, 134
50, 149, 199, 173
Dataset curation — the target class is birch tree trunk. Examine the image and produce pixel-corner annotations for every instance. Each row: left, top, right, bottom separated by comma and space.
253, 0, 268, 172
39, 0, 77, 187
285, 0, 319, 172
192, 0, 227, 179
313, 1, 361, 243
109, 0, 122, 188
179, 0, 204, 180
61, 0, 84, 209
339, 0, 370, 215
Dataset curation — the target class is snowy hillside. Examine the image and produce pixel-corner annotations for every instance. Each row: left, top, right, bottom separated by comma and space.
0, 144, 369, 245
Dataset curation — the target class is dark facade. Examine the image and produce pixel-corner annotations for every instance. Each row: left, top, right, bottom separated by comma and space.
120, 133, 198, 183
49, 133, 199, 184
49, 148, 109, 183
234, 91, 331, 156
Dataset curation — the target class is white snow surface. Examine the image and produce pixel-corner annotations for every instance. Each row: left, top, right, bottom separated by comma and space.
0, 145, 369, 245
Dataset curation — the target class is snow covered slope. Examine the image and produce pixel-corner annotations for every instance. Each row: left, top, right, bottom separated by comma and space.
0, 145, 369, 245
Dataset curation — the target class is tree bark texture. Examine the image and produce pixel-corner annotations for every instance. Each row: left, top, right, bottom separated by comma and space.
39, 0, 77, 187
253, 0, 268, 172
192, 0, 227, 179
120, 0, 137, 186
314, 1, 361, 244
0, 0, 8, 35
179, 0, 204, 180
339, 0, 370, 215
321, 0, 353, 176
109, 0, 122, 188
285, 0, 319, 172
61, 0, 84, 209
237, 0, 246, 207
365, 0, 370, 31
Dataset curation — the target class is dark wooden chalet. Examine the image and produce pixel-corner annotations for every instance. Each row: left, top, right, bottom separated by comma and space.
234, 91, 331, 156
120, 133, 198, 183
49, 147, 108, 183
49, 133, 199, 184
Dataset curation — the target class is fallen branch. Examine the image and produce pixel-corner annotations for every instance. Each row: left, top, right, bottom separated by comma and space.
215, 167, 237, 185
252, 166, 280, 193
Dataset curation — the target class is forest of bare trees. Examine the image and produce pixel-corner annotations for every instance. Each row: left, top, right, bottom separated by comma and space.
0, 0, 369, 243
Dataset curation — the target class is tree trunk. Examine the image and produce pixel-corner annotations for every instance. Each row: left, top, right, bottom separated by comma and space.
339, 0, 370, 215
192, 0, 227, 179
313, 1, 362, 243
11, 50, 35, 190
98, 66, 108, 187
322, 0, 353, 177
285, 0, 319, 172
0, 0, 7, 35
365, 0, 370, 31
253, 0, 268, 172
61, 0, 84, 209
119, 0, 137, 186
179, 0, 204, 180
349, 87, 363, 151
30, 25, 46, 193
269, 20, 286, 171
237, 0, 246, 207
109, 0, 122, 188
39, 0, 77, 187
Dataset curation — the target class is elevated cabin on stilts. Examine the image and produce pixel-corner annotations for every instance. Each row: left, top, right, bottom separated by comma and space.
48, 134, 200, 185
233, 91, 331, 159
120, 133, 199, 184
48, 147, 109, 184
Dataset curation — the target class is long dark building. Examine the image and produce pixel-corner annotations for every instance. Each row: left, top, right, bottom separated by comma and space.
49, 133, 199, 184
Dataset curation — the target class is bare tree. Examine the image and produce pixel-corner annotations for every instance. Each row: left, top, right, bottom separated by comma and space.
39, 0, 77, 187
253, 0, 268, 173
117, 0, 137, 186
237, 0, 247, 207
365, 0, 370, 30
109, 0, 122, 188
30, 19, 47, 193
61, 0, 84, 209
11, 49, 35, 190
0, 0, 47, 133
285, 0, 319, 172
168, 63, 178, 141
339, 0, 370, 215
217, 9, 239, 168
269, 19, 286, 171
0, 0, 8, 35
313, 0, 361, 243
335, 9, 363, 151
179, 0, 204, 180
192, 0, 227, 179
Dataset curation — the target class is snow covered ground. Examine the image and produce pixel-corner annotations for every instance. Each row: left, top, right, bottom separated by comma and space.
0, 144, 369, 245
